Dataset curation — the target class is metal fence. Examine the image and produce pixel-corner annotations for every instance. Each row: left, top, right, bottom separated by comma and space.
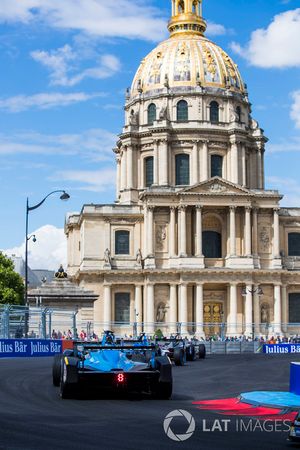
0, 305, 79, 339
1, 305, 300, 346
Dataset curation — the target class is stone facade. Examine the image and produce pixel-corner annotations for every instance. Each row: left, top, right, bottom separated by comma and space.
65, 1, 300, 337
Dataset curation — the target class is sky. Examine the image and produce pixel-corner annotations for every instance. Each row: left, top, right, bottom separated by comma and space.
1, 0, 300, 270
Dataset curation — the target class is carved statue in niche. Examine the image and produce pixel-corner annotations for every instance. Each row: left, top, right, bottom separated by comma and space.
129, 110, 139, 125
155, 224, 167, 251
259, 226, 270, 252
104, 248, 112, 268
156, 303, 167, 322
135, 248, 143, 268
261, 303, 270, 323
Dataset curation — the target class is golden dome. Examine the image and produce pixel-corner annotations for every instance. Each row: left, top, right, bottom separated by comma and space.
130, 1, 245, 97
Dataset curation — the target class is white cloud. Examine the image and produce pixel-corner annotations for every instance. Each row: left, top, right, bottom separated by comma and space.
0, 91, 104, 112
267, 176, 300, 207
230, 9, 300, 68
52, 168, 116, 192
0, 128, 116, 161
31, 45, 121, 86
206, 21, 227, 36
0, 0, 167, 42
4, 225, 67, 270
291, 90, 300, 128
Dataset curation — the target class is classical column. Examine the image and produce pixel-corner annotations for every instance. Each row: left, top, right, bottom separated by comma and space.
179, 205, 187, 257
230, 139, 238, 184
103, 284, 112, 328
252, 208, 258, 257
196, 205, 203, 257
228, 283, 237, 335
127, 145, 133, 189
143, 206, 148, 256
116, 156, 121, 198
148, 206, 154, 257
274, 284, 282, 335
120, 149, 127, 191
202, 141, 208, 181
282, 285, 288, 334
241, 144, 246, 186
253, 286, 261, 337
196, 283, 204, 337
245, 206, 252, 256
146, 284, 155, 334
229, 206, 236, 257
257, 147, 263, 189
192, 141, 199, 185
180, 283, 188, 335
159, 139, 169, 186
244, 285, 253, 336
169, 206, 176, 257
135, 285, 143, 333
169, 284, 178, 334
273, 208, 280, 259
153, 140, 159, 186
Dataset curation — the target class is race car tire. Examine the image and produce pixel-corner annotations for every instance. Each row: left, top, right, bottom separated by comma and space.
52, 354, 62, 387
186, 345, 196, 361
60, 358, 79, 399
198, 344, 206, 359
174, 348, 185, 366
153, 381, 172, 400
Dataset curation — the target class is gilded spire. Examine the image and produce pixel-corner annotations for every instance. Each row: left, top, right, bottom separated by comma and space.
168, 0, 207, 37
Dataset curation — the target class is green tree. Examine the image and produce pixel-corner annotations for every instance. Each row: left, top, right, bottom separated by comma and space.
0, 253, 24, 305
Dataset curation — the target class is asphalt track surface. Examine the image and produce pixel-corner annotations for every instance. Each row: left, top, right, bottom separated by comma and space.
0, 354, 299, 450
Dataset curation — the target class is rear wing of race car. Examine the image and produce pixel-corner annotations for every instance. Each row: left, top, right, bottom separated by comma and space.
71, 341, 156, 351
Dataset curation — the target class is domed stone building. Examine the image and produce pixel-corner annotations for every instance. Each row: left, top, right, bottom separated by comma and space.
66, 0, 300, 337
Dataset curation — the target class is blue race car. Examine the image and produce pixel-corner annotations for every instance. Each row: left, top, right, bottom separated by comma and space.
52, 331, 172, 399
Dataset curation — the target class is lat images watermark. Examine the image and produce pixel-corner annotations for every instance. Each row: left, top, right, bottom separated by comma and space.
163, 411, 291, 442
163, 410, 196, 442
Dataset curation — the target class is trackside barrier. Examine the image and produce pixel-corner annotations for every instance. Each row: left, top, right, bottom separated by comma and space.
263, 343, 300, 354
0, 339, 66, 358
204, 341, 260, 355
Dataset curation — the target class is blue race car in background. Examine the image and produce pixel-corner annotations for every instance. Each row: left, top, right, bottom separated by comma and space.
52, 331, 172, 399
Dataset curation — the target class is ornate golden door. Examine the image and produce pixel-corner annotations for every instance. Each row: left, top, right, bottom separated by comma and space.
203, 303, 223, 337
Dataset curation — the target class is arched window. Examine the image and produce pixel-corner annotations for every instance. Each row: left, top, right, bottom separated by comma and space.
115, 293, 130, 324
211, 155, 223, 178
192, 1, 197, 13
148, 103, 156, 125
178, 0, 185, 13
175, 154, 190, 185
289, 293, 300, 324
177, 100, 188, 122
115, 230, 130, 255
202, 231, 222, 258
236, 106, 241, 122
145, 156, 154, 187
288, 233, 300, 256
210, 101, 219, 123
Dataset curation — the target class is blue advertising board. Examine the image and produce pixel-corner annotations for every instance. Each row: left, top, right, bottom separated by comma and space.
0, 339, 62, 358
263, 343, 300, 354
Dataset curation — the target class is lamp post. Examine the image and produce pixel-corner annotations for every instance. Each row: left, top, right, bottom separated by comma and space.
241, 286, 263, 297
24, 190, 70, 306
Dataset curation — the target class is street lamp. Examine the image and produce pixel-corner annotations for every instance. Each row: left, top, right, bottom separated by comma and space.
241, 286, 264, 297
24, 190, 70, 306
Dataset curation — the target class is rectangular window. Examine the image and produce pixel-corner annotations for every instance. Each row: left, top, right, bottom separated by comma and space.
115, 293, 130, 324
175, 154, 190, 185
211, 155, 223, 178
289, 293, 300, 323
288, 233, 300, 256
115, 230, 130, 255
145, 157, 154, 187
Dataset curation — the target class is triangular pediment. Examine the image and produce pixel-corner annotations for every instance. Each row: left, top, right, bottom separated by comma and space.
180, 178, 252, 195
